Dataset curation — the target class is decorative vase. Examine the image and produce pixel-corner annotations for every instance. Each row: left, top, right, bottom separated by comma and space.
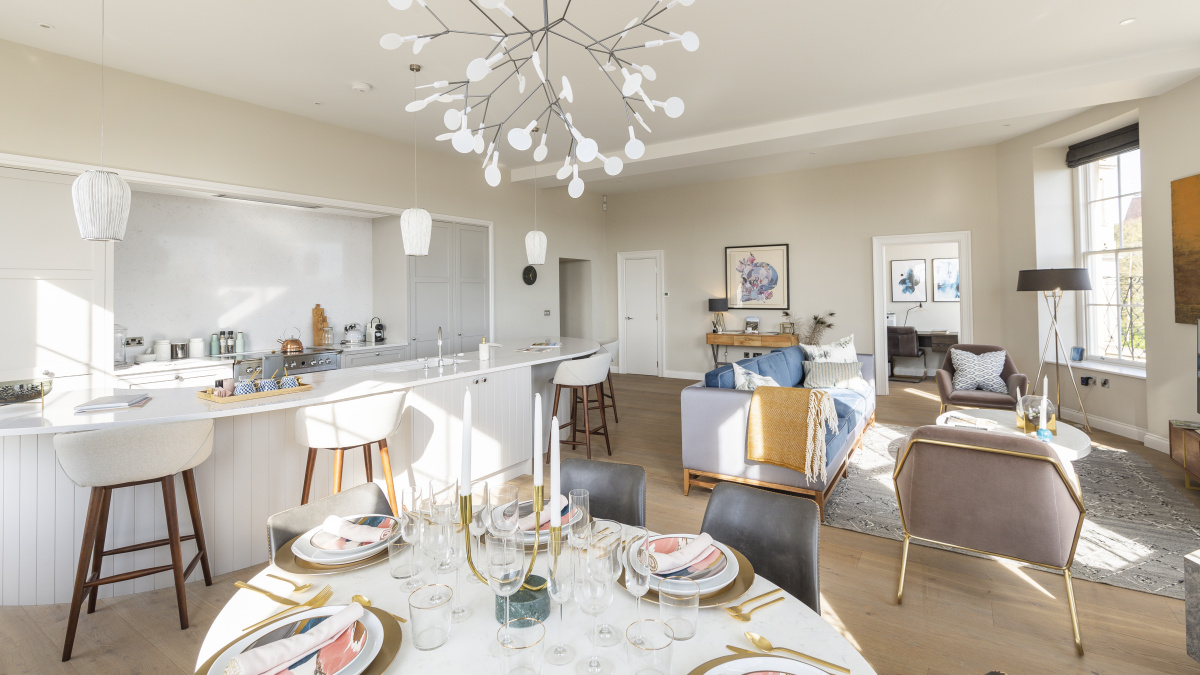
495, 574, 549, 624
1016, 395, 1057, 435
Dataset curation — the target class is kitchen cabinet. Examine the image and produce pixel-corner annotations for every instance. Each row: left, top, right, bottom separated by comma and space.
408, 221, 490, 358
342, 345, 407, 369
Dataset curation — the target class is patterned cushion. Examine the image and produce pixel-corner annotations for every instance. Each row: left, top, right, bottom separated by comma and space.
802, 361, 868, 389
949, 348, 1008, 393
800, 334, 857, 363
733, 363, 779, 391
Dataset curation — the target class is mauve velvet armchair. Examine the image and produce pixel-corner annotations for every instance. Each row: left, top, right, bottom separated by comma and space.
936, 344, 1028, 414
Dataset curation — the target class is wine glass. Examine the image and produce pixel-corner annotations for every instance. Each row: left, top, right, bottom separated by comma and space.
468, 480, 489, 583
489, 484, 520, 537
397, 485, 426, 591
624, 526, 651, 618
428, 479, 459, 526
447, 522, 472, 623
574, 531, 617, 674
589, 520, 624, 648
568, 489, 590, 548
544, 528, 575, 665
487, 531, 525, 645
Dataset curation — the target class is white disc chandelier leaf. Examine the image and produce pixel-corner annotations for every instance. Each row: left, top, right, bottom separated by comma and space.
381, 0, 698, 198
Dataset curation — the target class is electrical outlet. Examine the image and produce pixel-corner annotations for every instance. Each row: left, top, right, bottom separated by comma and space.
544, 310, 551, 316
752, 352, 762, 357
1081, 376, 1095, 386
744, 352, 750, 358
125, 336, 144, 347
1101, 378, 1110, 388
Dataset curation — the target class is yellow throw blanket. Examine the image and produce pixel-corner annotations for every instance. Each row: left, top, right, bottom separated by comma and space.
746, 386, 839, 482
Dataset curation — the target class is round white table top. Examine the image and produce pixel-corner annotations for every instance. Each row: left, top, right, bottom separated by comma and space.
936, 408, 1092, 461
197, 534, 877, 674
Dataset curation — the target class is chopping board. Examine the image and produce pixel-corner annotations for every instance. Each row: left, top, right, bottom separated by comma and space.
312, 304, 329, 346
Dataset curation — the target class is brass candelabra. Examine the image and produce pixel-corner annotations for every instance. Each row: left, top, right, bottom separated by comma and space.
460, 484, 549, 591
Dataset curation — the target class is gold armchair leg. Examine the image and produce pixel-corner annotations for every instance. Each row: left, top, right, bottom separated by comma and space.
897, 534, 910, 604
1064, 568, 1083, 656
938, 404, 947, 415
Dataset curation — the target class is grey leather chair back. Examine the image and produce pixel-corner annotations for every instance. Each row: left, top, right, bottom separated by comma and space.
266, 483, 393, 562
561, 458, 646, 526
700, 482, 821, 612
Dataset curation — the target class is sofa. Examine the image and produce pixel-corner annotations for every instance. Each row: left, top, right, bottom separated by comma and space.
681, 347, 876, 520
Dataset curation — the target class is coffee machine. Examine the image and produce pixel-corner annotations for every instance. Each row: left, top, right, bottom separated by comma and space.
368, 317, 386, 344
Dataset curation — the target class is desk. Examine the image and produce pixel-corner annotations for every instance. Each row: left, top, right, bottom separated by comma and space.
706, 332, 799, 367
916, 331, 958, 353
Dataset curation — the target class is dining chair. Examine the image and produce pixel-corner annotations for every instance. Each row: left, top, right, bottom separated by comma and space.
267, 482, 394, 563
699, 482, 820, 613
53, 419, 215, 661
560, 458, 646, 526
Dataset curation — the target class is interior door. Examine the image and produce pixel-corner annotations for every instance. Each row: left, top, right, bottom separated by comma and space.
456, 225, 490, 352
622, 256, 660, 375
409, 223, 453, 359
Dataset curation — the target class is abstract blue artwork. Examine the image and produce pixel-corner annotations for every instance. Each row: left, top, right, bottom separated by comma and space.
933, 257, 960, 302
890, 259, 927, 302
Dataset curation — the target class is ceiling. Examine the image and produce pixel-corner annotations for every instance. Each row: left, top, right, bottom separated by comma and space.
2, 0, 1199, 195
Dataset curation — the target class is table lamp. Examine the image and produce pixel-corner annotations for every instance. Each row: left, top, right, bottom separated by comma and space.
709, 298, 729, 333
1016, 268, 1092, 432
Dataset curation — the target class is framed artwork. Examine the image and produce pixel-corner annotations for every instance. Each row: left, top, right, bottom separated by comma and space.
932, 257, 960, 302
890, 259, 927, 302
1173, 173, 1200, 323
725, 244, 789, 310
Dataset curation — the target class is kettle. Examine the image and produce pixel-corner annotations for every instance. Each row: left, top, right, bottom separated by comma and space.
277, 327, 304, 354
344, 323, 365, 344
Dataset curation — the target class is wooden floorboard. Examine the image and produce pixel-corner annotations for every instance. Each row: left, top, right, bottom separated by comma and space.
1, 374, 1194, 673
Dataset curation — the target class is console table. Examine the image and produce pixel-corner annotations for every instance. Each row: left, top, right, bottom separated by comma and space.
1170, 421, 1200, 490
706, 332, 799, 366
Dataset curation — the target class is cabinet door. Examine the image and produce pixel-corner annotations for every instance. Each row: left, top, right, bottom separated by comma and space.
344, 349, 404, 369
409, 224, 453, 359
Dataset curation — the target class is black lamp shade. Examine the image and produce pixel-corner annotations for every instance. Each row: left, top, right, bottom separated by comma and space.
1016, 268, 1092, 292
708, 298, 729, 312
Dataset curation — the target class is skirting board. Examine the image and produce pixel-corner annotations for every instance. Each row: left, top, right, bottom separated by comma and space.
1059, 407, 1164, 452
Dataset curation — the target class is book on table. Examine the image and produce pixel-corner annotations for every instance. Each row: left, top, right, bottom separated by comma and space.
74, 393, 151, 413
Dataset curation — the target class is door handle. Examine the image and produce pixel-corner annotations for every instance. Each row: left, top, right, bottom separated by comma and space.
625, 317, 633, 320
174, 374, 185, 382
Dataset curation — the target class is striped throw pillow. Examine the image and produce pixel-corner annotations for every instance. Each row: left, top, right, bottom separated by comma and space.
802, 361, 867, 389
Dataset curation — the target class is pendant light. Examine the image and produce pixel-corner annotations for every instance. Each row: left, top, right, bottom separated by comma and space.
401, 63, 432, 256
525, 166, 546, 265
73, 0, 131, 241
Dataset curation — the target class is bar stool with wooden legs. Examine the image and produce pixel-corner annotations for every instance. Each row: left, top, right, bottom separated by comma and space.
546, 352, 612, 461
53, 419, 215, 662
296, 391, 405, 516
599, 339, 620, 424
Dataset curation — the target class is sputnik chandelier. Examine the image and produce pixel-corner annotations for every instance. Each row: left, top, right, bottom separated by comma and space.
380, 0, 699, 198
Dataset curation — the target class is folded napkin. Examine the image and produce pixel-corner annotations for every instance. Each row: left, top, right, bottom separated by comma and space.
644, 533, 715, 575
320, 515, 392, 544
224, 602, 365, 675
516, 497, 570, 532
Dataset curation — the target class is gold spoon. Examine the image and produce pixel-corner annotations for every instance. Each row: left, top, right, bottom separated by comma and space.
266, 574, 312, 593
352, 594, 407, 623
744, 631, 851, 674
727, 596, 783, 622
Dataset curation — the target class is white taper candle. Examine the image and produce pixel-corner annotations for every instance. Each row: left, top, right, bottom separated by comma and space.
460, 388, 472, 496
550, 414, 562, 516
533, 392, 543, 487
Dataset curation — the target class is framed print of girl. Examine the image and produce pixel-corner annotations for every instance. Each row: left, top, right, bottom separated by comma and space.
725, 244, 790, 310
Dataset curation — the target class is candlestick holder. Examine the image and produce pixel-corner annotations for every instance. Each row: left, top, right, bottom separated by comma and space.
460, 484, 548, 591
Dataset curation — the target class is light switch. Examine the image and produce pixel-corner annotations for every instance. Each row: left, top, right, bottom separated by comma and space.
544, 310, 551, 316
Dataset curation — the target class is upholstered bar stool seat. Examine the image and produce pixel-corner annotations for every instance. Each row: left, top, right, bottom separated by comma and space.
296, 391, 405, 517
547, 353, 612, 460
54, 419, 215, 661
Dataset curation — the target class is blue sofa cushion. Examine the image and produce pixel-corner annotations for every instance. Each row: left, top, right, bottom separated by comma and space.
704, 364, 734, 388
770, 347, 805, 386
754, 352, 791, 388
825, 387, 872, 428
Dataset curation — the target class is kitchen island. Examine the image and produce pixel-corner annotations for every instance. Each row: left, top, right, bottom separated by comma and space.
0, 338, 597, 607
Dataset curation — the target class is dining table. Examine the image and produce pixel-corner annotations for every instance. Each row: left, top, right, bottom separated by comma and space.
196, 527, 878, 674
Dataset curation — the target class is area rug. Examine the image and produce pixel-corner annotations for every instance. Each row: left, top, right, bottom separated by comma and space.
822, 422, 1200, 599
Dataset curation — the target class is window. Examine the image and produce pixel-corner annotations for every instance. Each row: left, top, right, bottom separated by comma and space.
1077, 148, 1144, 365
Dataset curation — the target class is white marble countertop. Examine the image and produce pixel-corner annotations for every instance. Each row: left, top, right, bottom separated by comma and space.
0, 338, 595, 437
112, 357, 234, 376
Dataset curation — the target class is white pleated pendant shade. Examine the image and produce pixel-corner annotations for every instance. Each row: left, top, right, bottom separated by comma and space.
400, 207, 432, 256
525, 230, 547, 265
72, 170, 131, 241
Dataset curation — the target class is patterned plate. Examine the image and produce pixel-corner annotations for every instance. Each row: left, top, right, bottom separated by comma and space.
310, 515, 397, 551
200, 605, 388, 675
642, 534, 739, 595
687, 654, 824, 675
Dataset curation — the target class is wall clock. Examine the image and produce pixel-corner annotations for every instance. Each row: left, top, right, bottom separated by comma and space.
522, 265, 538, 285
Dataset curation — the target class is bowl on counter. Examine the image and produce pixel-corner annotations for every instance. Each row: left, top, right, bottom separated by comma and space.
134, 354, 157, 363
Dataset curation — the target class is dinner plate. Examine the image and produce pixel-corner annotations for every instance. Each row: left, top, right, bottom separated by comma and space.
516, 498, 583, 546
642, 534, 739, 595
291, 514, 395, 565
687, 653, 826, 675
310, 515, 396, 552
202, 605, 385, 675
275, 533, 391, 576
622, 545, 755, 608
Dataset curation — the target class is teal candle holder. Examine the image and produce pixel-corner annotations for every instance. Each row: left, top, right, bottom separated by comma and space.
495, 574, 549, 624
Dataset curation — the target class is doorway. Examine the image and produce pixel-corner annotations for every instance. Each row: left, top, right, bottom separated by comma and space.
871, 231, 974, 395
558, 258, 593, 338
617, 250, 665, 377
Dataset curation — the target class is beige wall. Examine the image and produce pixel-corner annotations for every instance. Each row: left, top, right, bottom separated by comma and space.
0, 38, 607, 344
603, 146, 1002, 377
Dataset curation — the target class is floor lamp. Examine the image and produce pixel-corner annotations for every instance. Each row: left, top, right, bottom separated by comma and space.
1016, 268, 1093, 432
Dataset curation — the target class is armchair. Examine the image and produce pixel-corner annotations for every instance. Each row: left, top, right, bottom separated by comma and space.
936, 344, 1027, 414
893, 424, 1085, 654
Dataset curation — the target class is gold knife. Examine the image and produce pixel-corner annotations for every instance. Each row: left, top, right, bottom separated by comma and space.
726, 645, 850, 675
234, 581, 300, 606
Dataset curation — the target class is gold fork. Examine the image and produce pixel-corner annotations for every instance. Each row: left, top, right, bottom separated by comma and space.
234, 582, 299, 606
721, 589, 782, 617
242, 585, 333, 633
266, 574, 312, 592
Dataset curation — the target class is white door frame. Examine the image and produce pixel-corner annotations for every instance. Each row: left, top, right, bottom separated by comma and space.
871, 231, 973, 396
616, 250, 666, 377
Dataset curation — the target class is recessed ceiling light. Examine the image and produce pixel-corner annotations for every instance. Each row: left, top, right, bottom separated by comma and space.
1119, 18, 1137, 26
36, 22, 54, 29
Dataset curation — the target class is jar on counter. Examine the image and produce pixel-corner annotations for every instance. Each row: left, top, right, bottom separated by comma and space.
321, 326, 334, 347
153, 339, 172, 361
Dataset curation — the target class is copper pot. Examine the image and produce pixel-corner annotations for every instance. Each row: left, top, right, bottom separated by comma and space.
278, 327, 304, 354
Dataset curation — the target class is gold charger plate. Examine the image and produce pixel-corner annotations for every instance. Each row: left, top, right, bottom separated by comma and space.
194, 606, 402, 675
275, 532, 390, 575
620, 545, 755, 608
687, 652, 814, 675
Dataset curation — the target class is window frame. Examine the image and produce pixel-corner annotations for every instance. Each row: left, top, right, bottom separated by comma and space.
1073, 149, 1145, 370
